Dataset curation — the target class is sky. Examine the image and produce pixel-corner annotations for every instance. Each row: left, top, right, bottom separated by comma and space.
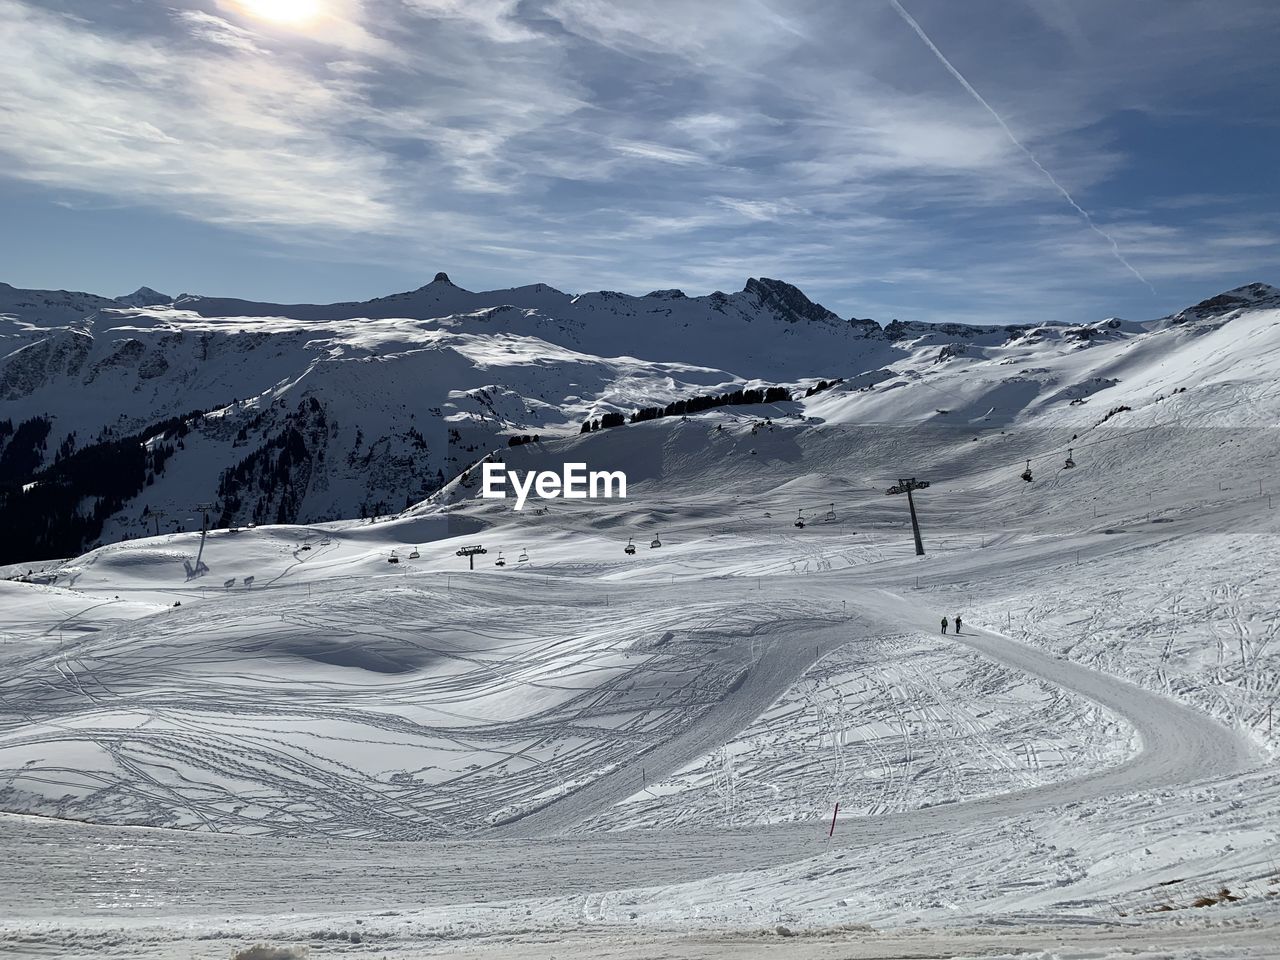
1, 0, 1277, 326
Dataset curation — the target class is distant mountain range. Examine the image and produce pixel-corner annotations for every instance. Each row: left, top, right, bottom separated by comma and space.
1, 274, 1275, 564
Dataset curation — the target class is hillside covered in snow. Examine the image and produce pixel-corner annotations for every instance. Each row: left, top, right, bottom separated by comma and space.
1, 273, 1275, 565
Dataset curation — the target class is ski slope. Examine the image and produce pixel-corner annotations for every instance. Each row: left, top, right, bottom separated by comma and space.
2, 416, 1278, 957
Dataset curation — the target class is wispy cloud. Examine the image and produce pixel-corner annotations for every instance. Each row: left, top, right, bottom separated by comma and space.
401, 0, 537, 43
176, 10, 264, 54
611, 139, 709, 167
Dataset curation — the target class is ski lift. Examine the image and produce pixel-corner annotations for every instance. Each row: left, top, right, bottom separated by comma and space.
408, 546, 421, 559
495, 550, 506, 567
624, 537, 636, 556
1020, 460, 1034, 482
650, 536, 662, 549
794, 508, 806, 529
388, 550, 400, 564
300, 543, 311, 551
518, 548, 529, 563
1064, 448, 1076, 469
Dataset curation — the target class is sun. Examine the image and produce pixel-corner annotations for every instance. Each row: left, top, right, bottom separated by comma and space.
233, 0, 322, 24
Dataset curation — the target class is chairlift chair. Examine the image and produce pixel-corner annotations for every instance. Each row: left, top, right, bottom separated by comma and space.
624, 537, 636, 555
388, 550, 400, 564
518, 548, 529, 563
1020, 460, 1034, 482
409, 546, 421, 559
495, 550, 506, 567
1064, 448, 1076, 469
300, 544, 311, 551
794, 508, 806, 529
650, 536, 662, 548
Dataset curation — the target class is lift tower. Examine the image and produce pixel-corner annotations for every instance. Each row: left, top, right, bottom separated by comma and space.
455, 545, 487, 570
887, 478, 929, 557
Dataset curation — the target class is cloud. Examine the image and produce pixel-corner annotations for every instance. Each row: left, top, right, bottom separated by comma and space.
611, 140, 709, 167
401, 0, 537, 43
176, 11, 264, 54
545, 0, 807, 65
0, 0, 399, 230
715, 197, 806, 222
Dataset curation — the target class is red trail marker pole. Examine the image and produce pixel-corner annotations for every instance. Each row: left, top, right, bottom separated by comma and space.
828, 802, 840, 838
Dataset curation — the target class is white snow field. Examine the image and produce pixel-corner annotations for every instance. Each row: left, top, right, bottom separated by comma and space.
1, 287, 1279, 957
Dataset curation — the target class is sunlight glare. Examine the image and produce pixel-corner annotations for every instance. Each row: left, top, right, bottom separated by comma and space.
235, 0, 323, 25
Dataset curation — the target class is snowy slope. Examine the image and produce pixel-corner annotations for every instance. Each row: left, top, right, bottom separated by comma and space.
0, 280, 1278, 957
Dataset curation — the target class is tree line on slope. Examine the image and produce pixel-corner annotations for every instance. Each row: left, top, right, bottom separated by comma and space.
578, 383, 810, 434
0, 410, 206, 565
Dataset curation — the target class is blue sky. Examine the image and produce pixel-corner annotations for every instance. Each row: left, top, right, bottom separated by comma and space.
1, 0, 1277, 325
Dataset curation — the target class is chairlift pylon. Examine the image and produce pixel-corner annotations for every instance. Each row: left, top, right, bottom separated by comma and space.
1021, 460, 1034, 482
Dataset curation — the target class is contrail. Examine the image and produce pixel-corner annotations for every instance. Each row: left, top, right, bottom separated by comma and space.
888, 0, 1155, 294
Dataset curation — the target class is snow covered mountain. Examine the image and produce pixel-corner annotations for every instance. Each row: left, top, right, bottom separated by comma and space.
0, 274, 1275, 564
1, 276, 1279, 957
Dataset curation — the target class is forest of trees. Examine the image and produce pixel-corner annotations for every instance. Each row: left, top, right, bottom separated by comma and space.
0, 409, 206, 565
803, 378, 842, 397
0, 416, 53, 484
580, 384, 794, 433
217, 398, 325, 527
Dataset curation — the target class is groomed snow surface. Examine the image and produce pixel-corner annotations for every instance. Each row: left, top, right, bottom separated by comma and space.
2, 399, 1279, 959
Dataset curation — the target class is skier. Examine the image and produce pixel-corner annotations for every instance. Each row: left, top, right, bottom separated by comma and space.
954, 615, 962, 634
941, 615, 949, 635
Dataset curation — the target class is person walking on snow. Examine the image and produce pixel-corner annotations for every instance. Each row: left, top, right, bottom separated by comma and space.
941, 616, 949, 635
954, 615, 962, 634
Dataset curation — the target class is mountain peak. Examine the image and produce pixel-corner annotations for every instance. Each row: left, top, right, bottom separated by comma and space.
432, 272, 454, 285
741, 277, 841, 325
1170, 281, 1280, 324
115, 286, 172, 307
